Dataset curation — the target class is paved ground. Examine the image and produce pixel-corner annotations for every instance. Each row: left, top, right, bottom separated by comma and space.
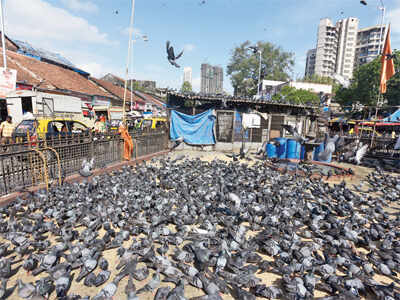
0, 150, 398, 300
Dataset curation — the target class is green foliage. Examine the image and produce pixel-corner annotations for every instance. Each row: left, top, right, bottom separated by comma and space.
227, 41, 295, 96
273, 85, 319, 105
335, 50, 400, 106
302, 74, 334, 85
181, 81, 193, 93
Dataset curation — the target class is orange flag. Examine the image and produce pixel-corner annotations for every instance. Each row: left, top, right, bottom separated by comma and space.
380, 24, 395, 94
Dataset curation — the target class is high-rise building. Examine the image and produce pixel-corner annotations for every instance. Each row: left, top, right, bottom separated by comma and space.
355, 24, 387, 67
183, 67, 192, 85
305, 49, 316, 77
307, 17, 386, 80
335, 17, 359, 79
314, 18, 338, 78
201, 64, 223, 94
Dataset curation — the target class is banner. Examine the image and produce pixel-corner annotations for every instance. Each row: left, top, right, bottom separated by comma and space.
0, 68, 17, 98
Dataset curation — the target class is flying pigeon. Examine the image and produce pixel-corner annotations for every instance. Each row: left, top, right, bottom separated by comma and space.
170, 136, 184, 151
350, 143, 368, 165
248, 46, 259, 54
79, 158, 94, 177
281, 124, 307, 144
318, 134, 339, 161
166, 41, 184, 68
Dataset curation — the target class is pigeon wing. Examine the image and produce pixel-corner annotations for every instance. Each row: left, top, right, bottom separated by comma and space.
81, 159, 87, 169
175, 50, 184, 60
89, 158, 95, 169
281, 124, 295, 135
355, 144, 368, 164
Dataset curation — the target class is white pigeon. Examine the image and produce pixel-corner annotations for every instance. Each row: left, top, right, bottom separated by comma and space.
79, 158, 94, 177
351, 144, 368, 165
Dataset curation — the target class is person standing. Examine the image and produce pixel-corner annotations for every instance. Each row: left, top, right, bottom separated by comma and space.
0, 116, 15, 151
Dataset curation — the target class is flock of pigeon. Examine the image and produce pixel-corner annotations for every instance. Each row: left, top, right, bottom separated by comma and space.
0, 154, 399, 299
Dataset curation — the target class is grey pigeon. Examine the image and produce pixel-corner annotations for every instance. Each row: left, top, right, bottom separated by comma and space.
166, 41, 184, 68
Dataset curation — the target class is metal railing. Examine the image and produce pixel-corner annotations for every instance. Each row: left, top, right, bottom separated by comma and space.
0, 128, 168, 196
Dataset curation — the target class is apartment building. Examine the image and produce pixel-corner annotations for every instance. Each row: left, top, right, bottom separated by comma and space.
305, 48, 316, 77
314, 18, 338, 78
306, 17, 385, 80
200, 64, 223, 94
355, 24, 387, 67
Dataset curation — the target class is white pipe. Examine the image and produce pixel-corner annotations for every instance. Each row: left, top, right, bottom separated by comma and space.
122, 0, 135, 123
258, 51, 262, 96
0, 0, 7, 70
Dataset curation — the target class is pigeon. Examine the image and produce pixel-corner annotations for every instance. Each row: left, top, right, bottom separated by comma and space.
281, 124, 307, 144
318, 134, 339, 161
166, 41, 184, 68
125, 276, 138, 300
17, 280, 36, 299
350, 144, 368, 165
79, 158, 94, 177
136, 272, 160, 294
171, 136, 184, 151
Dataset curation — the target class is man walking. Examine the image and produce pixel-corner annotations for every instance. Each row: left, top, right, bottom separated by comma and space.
0, 116, 15, 152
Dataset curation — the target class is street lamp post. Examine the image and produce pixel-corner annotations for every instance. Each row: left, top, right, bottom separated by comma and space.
378, 0, 385, 55
129, 33, 148, 112
360, 0, 386, 54
0, 0, 7, 69
257, 50, 262, 97
248, 46, 263, 98
122, 0, 135, 124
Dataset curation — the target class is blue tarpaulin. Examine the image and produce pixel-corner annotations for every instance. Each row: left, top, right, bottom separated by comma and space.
382, 109, 400, 122
170, 109, 216, 145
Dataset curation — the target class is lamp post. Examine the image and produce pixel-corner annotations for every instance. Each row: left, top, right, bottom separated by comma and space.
122, 0, 135, 124
129, 33, 148, 112
0, 0, 7, 69
360, 0, 386, 54
248, 46, 262, 97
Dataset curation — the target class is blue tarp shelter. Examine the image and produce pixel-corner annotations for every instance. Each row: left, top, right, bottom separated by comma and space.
382, 109, 400, 122
170, 109, 216, 145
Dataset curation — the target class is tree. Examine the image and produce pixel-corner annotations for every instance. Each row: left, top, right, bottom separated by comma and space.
227, 41, 295, 96
181, 81, 192, 93
335, 50, 400, 106
302, 74, 334, 85
273, 86, 319, 105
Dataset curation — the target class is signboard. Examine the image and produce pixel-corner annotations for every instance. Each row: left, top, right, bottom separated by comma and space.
0, 68, 17, 98
242, 113, 261, 129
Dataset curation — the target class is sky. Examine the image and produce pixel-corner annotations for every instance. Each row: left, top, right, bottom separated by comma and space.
3, 0, 400, 94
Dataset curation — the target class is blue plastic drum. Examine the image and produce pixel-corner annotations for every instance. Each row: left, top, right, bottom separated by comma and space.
266, 143, 277, 158
274, 138, 287, 159
286, 139, 301, 159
